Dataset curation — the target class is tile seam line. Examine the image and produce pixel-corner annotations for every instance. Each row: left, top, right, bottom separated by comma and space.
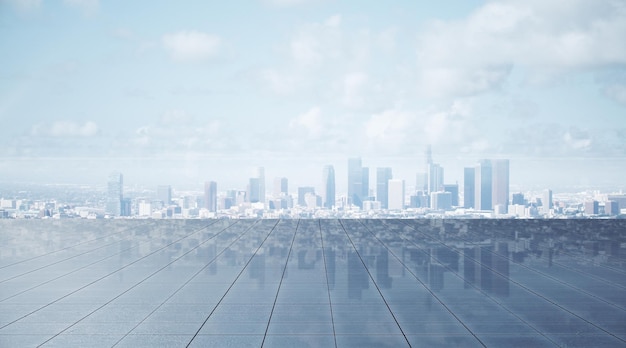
185, 219, 280, 347
35, 220, 240, 347
337, 219, 413, 348
0, 222, 172, 303
318, 219, 338, 348
471, 224, 626, 303
110, 220, 261, 347
0, 221, 152, 270
0, 232, 143, 284
400, 220, 626, 345
0, 220, 221, 331
548, 225, 626, 276
373, 220, 559, 347
261, 219, 300, 348
418, 222, 626, 313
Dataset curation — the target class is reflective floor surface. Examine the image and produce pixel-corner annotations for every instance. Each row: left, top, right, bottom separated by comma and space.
1, 219, 625, 347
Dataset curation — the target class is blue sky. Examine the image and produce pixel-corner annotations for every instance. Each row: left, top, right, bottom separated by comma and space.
1, 0, 625, 191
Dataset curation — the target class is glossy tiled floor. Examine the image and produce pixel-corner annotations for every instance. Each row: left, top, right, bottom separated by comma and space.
1, 219, 625, 347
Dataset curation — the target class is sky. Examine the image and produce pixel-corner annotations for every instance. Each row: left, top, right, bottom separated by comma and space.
1, 0, 625, 193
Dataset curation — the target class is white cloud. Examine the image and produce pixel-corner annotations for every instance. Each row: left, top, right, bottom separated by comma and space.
162, 31, 222, 63
563, 128, 592, 150
365, 109, 410, 149
362, 100, 489, 156
341, 72, 369, 108
63, 0, 98, 15
260, 14, 382, 103
125, 109, 223, 153
260, 69, 298, 95
31, 121, 99, 137
423, 100, 480, 149
324, 14, 341, 27
289, 14, 343, 66
289, 106, 323, 138
416, 0, 626, 97
417, 66, 511, 98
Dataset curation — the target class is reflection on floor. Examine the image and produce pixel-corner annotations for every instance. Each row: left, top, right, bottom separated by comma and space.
1, 219, 625, 347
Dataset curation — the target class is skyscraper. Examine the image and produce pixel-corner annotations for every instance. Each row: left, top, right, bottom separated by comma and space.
256, 167, 265, 204
475, 160, 492, 210
584, 201, 599, 215
428, 163, 444, 193
463, 167, 475, 209
388, 179, 405, 210
542, 189, 553, 210
157, 185, 171, 206
376, 167, 393, 209
512, 193, 525, 206
430, 191, 452, 210
322, 165, 335, 209
348, 157, 363, 207
204, 181, 217, 212
443, 184, 459, 207
106, 172, 123, 216
248, 178, 260, 203
361, 167, 369, 199
416, 172, 428, 192
492, 159, 509, 213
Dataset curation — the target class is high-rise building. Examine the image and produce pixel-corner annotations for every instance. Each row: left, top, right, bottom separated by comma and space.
463, 167, 475, 209
607, 194, 626, 210
443, 184, 459, 207
362, 167, 369, 199
430, 191, 452, 210
388, 179, 405, 210
204, 181, 217, 212
138, 199, 151, 216
121, 198, 132, 216
273, 177, 288, 197
475, 160, 492, 210
248, 178, 261, 203
542, 189, 553, 210
605, 201, 619, 216
511, 193, 525, 206
256, 167, 265, 204
376, 167, 393, 209
416, 172, 428, 192
410, 191, 429, 208
428, 163, 444, 193
348, 157, 363, 207
106, 172, 123, 216
492, 159, 509, 213
157, 185, 171, 206
584, 201, 599, 215
322, 165, 335, 209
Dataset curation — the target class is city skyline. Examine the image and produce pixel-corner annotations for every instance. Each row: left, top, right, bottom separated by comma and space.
1, 1, 625, 191
62, 154, 620, 220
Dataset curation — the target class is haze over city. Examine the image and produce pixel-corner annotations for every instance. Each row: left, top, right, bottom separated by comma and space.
1, 0, 625, 191
2, 2, 626, 347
